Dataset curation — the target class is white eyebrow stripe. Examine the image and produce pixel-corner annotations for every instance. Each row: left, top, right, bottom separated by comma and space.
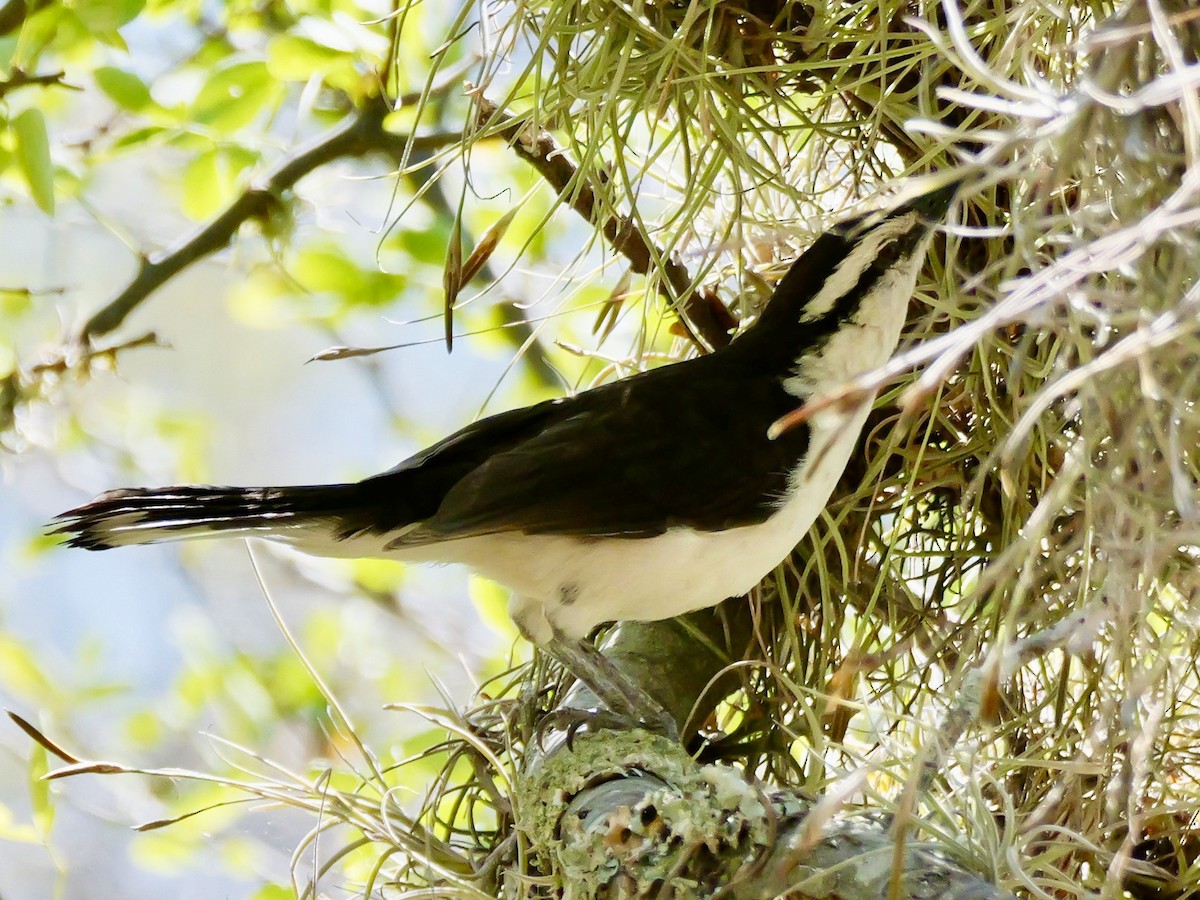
799, 213, 917, 323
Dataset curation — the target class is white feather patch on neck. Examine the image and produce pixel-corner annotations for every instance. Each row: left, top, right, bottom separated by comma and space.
799, 212, 920, 324
784, 224, 933, 403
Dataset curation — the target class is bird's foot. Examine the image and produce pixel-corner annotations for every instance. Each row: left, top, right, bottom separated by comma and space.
544, 630, 679, 743
536, 706, 676, 752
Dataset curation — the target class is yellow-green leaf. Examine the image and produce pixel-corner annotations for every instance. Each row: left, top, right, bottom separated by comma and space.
0, 634, 53, 698
95, 66, 153, 111
12, 108, 54, 215
73, 0, 144, 31
250, 884, 292, 900
131, 828, 203, 873
0, 802, 40, 844
28, 743, 53, 837
293, 245, 363, 294
112, 125, 165, 150
125, 709, 163, 747
181, 147, 257, 219
393, 220, 452, 265
267, 35, 347, 81
192, 61, 279, 131
469, 575, 518, 640
181, 149, 221, 219
12, 6, 67, 69
350, 558, 405, 594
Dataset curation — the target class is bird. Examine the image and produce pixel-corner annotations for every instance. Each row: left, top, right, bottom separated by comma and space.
53, 179, 959, 735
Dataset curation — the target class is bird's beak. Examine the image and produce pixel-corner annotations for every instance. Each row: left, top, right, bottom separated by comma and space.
908, 178, 963, 221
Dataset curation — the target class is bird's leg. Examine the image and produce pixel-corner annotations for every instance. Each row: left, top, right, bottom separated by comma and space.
544, 627, 679, 741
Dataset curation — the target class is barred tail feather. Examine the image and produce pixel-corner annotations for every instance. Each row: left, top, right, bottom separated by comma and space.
52, 484, 362, 551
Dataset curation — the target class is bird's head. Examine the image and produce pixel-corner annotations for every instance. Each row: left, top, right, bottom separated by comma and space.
746, 179, 960, 346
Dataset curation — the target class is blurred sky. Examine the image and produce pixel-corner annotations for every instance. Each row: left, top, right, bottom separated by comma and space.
0, 99, 542, 900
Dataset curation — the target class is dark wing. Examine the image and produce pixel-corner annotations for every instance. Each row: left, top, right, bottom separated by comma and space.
332, 399, 570, 538
397, 356, 811, 542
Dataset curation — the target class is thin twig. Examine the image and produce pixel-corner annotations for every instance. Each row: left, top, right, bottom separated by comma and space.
909, 603, 1113, 803
473, 96, 737, 351
0, 68, 77, 99
78, 93, 464, 342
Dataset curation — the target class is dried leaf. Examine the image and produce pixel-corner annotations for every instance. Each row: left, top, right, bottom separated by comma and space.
460, 205, 518, 287
307, 344, 402, 363
593, 270, 632, 340
442, 215, 463, 353
6, 709, 79, 764
980, 656, 1002, 722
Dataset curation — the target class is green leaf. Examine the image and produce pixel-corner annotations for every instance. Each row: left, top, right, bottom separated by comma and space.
0, 634, 53, 698
181, 146, 258, 219
266, 35, 347, 82
11, 108, 54, 215
94, 66, 153, 112
111, 125, 165, 150
28, 743, 53, 838
293, 246, 364, 295
181, 149, 222, 219
259, 653, 324, 717
250, 884, 293, 900
10, 6, 66, 68
73, 0, 145, 32
359, 269, 406, 307
192, 60, 280, 131
292, 245, 406, 312
0, 802, 40, 844
394, 221, 452, 266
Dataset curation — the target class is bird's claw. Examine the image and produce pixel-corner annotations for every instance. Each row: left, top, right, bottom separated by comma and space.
536, 706, 678, 751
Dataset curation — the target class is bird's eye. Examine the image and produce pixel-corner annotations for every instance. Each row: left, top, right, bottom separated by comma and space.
873, 237, 903, 267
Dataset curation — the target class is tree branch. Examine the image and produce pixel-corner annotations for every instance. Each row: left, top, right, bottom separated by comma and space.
0, 68, 76, 99
474, 97, 738, 352
78, 86, 741, 355
79, 95, 464, 341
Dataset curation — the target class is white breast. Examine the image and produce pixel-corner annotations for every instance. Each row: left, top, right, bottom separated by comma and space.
386, 259, 917, 643
284, 396, 875, 643
390, 403, 869, 643
291, 248, 924, 642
